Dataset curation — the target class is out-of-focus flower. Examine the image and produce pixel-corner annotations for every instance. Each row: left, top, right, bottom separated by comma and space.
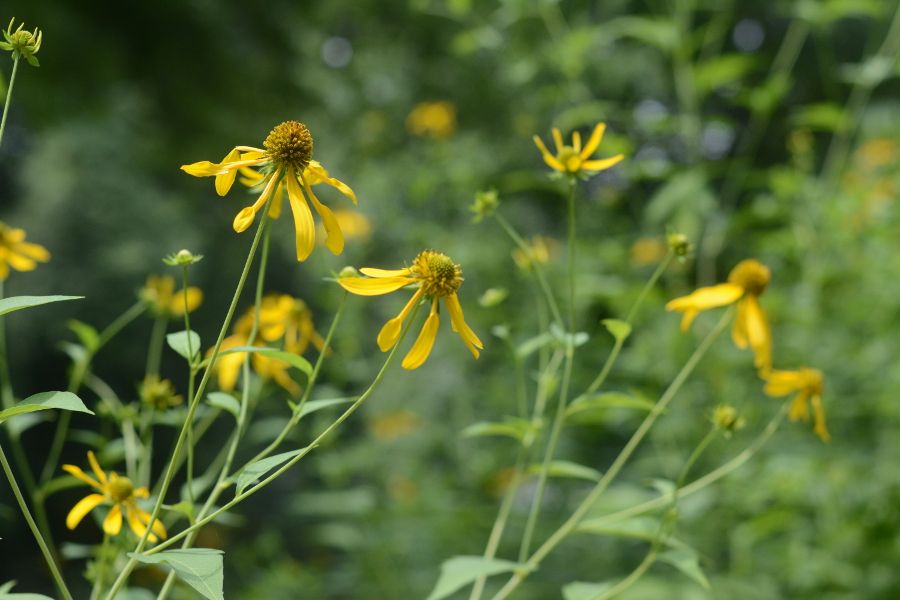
512, 236, 553, 271
139, 275, 203, 318
470, 189, 499, 223
763, 367, 830, 442
406, 101, 456, 139
63, 451, 166, 542
258, 294, 326, 354
630, 237, 667, 267
369, 410, 423, 441
339, 250, 483, 369
533, 122, 624, 177
181, 121, 357, 261
712, 404, 745, 436
0, 221, 49, 280
666, 259, 772, 371
1, 18, 42, 66
139, 375, 183, 410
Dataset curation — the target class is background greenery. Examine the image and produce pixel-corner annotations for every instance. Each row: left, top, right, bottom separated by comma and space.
2, 0, 899, 598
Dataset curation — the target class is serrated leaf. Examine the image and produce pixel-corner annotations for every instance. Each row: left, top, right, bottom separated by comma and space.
235, 448, 308, 495
0, 295, 82, 316
426, 556, 526, 600
128, 549, 224, 600
527, 460, 602, 481
659, 547, 710, 589
166, 330, 201, 361
562, 581, 614, 600
219, 346, 312, 377
461, 417, 533, 443
67, 319, 100, 352
0, 392, 93, 423
206, 393, 240, 418
601, 319, 631, 343
566, 392, 655, 422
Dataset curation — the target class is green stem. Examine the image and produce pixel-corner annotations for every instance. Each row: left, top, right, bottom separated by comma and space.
180, 265, 196, 510
0, 280, 14, 408
89, 533, 111, 600
490, 308, 734, 600
0, 443, 73, 600
143, 302, 420, 558
145, 315, 168, 378
104, 207, 274, 600
0, 56, 20, 150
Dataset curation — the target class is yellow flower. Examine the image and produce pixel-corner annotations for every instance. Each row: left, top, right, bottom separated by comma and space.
258, 294, 326, 354
181, 121, 357, 262
665, 259, 772, 371
139, 375, 183, 410
319, 209, 371, 244
139, 274, 203, 317
0, 221, 50, 280
406, 101, 457, 139
630, 237, 667, 267
763, 367, 830, 442
533, 122, 624, 176
512, 236, 553, 271
338, 250, 483, 370
63, 451, 166, 542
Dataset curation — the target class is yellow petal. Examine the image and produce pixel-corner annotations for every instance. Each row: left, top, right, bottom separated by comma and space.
679, 309, 699, 332
66, 493, 106, 530
338, 276, 414, 296
582, 155, 625, 172
286, 171, 316, 261
445, 293, 483, 358
62, 464, 102, 490
377, 289, 424, 352
581, 122, 606, 158
130, 504, 167, 540
810, 394, 830, 442
125, 506, 156, 542
103, 504, 123, 535
551, 128, 564, 154
6, 252, 36, 271
14, 241, 50, 262
740, 296, 771, 370
233, 206, 257, 232
87, 451, 107, 485
572, 130, 582, 153
359, 267, 412, 278
181, 161, 225, 177
215, 148, 242, 196
788, 392, 810, 422
169, 287, 203, 316
763, 369, 804, 397
302, 173, 344, 255
402, 302, 440, 370
307, 162, 357, 205
665, 284, 744, 314
238, 167, 265, 187
267, 183, 285, 220
533, 135, 565, 172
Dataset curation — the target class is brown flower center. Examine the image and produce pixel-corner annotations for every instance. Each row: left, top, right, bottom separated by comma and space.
412, 251, 463, 298
264, 121, 314, 171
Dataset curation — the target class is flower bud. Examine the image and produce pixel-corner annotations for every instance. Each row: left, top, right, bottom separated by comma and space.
1, 18, 42, 66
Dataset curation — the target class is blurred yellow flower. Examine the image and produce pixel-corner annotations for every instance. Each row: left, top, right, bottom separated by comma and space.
369, 410, 423, 441
182, 120, 357, 262
139, 375, 183, 410
318, 209, 371, 244
63, 451, 166, 542
763, 367, 830, 442
338, 250, 483, 369
533, 122, 624, 177
512, 236, 553, 271
630, 237, 667, 266
666, 259, 772, 370
0, 221, 50, 280
139, 274, 203, 318
406, 101, 456, 139
258, 294, 326, 354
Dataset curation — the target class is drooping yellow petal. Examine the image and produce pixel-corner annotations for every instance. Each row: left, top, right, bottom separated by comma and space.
103, 504, 123, 535
338, 276, 414, 296
215, 148, 242, 196
62, 464, 103, 490
169, 287, 203, 316
125, 505, 160, 542
739, 295, 771, 370
533, 135, 565, 172
285, 171, 316, 261
359, 268, 412, 278
377, 289, 424, 352
581, 122, 607, 158
402, 301, 440, 370
444, 293, 483, 358
665, 284, 744, 324
788, 391, 810, 422
581, 155, 625, 172
810, 394, 831, 442
87, 451, 107, 485
233, 207, 257, 233
65, 493, 106, 530
215, 335, 247, 391
307, 162, 357, 205
763, 369, 805, 396
302, 173, 344, 255
238, 167, 265, 187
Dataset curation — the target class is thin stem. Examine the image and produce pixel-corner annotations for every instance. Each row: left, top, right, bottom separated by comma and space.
145, 315, 168, 378
0, 444, 73, 600
89, 533, 111, 600
490, 308, 734, 600
181, 264, 196, 509
0, 280, 14, 408
143, 302, 420, 558
566, 179, 576, 334
105, 207, 274, 600
0, 56, 20, 149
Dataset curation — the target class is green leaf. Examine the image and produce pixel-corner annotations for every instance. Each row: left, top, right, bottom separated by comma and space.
292, 397, 353, 419
659, 547, 710, 589
601, 319, 631, 343
0, 392, 93, 423
792, 103, 847, 132
426, 556, 525, 600
67, 320, 100, 352
693, 54, 757, 95
604, 16, 678, 51
235, 448, 309, 495
167, 330, 201, 361
461, 417, 533, 443
219, 346, 312, 378
206, 393, 240, 418
562, 581, 614, 600
550, 323, 589, 348
0, 580, 56, 599
128, 549, 224, 600
566, 392, 655, 422
515, 332, 553, 358
576, 516, 660, 541
0, 295, 82, 317
527, 460, 602, 482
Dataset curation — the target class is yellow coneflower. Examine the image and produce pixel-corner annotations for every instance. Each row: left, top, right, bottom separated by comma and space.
139, 274, 203, 318
338, 250, 483, 370
182, 121, 357, 261
257, 294, 325, 354
533, 122, 624, 177
763, 367, 830, 442
665, 259, 772, 371
63, 451, 166, 542
0, 221, 50, 280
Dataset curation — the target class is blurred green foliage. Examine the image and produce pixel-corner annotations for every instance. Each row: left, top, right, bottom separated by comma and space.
2, 0, 900, 598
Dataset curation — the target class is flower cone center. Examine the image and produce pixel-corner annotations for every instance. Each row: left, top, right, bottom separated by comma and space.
264, 121, 314, 171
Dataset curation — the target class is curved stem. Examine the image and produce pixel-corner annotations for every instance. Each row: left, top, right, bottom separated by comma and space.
0, 57, 20, 150
490, 308, 734, 600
